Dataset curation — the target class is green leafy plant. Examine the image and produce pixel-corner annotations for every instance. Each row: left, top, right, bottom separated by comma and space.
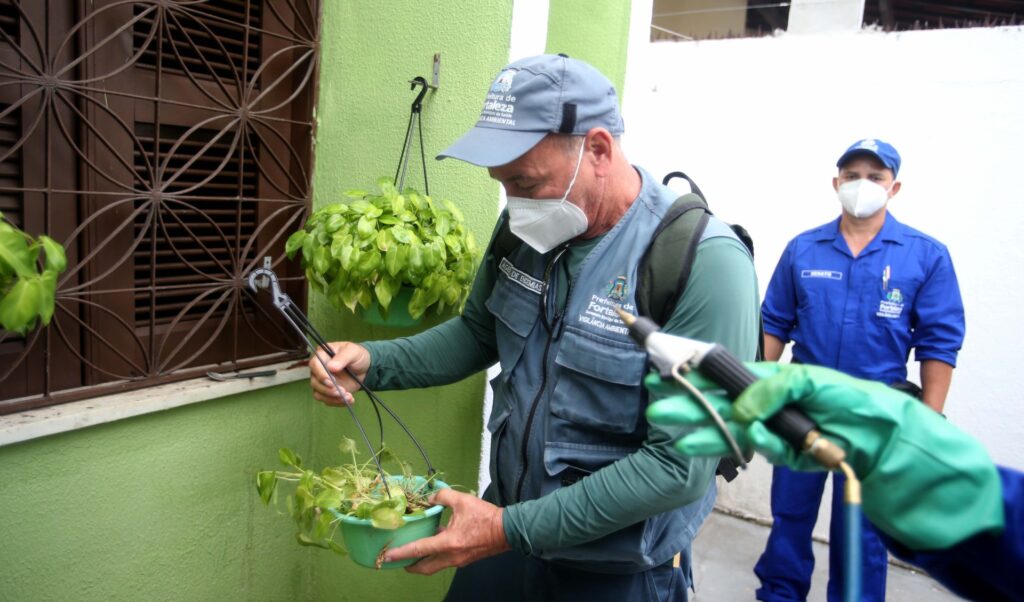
0, 212, 66, 334
285, 177, 480, 320
256, 437, 443, 561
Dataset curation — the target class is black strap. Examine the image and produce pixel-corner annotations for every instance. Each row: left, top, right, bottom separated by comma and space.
662, 171, 706, 202
716, 458, 740, 481
559, 102, 577, 134
491, 210, 519, 265
890, 380, 924, 400
730, 223, 755, 258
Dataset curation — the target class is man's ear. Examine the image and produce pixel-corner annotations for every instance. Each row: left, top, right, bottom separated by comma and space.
585, 128, 615, 176
832, 176, 840, 193
890, 181, 902, 197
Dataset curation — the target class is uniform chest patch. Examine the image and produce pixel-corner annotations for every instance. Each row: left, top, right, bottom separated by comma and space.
498, 257, 543, 295
877, 288, 905, 319
801, 269, 843, 280
606, 275, 629, 301
579, 294, 633, 336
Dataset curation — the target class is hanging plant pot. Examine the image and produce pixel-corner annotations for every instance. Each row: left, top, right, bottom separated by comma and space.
331, 476, 448, 569
256, 441, 447, 570
361, 287, 421, 328
285, 178, 480, 326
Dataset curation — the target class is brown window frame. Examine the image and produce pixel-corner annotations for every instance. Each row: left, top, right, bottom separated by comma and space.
0, 0, 320, 414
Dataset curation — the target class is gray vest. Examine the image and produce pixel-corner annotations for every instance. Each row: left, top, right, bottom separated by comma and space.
484, 167, 718, 573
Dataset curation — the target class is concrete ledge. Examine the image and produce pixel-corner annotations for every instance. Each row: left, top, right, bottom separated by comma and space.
0, 361, 310, 447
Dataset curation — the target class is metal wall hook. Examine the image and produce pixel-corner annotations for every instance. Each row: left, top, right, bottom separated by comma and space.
410, 76, 429, 114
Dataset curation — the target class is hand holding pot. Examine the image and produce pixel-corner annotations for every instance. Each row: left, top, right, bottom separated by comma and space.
383, 488, 510, 575
308, 341, 371, 406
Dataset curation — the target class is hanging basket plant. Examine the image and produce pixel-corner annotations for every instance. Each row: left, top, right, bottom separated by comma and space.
286, 177, 479, 322
256, 438, 448, 569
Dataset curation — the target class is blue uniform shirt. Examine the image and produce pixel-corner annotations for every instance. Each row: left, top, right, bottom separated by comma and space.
762, 212, 965, 384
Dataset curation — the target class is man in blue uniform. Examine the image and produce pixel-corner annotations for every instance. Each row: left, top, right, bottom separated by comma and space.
756, 139, 966, 601
645, 362, 1021, 602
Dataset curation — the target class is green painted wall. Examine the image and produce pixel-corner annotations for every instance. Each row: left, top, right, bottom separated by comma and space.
546, 0, 633, 96
0, 382, 315, 601
307, 1, 512, 601
0, 2, 640, 601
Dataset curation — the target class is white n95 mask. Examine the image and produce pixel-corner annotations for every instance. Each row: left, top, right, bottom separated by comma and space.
506, 142, 588, 254
837, 179, 891, 218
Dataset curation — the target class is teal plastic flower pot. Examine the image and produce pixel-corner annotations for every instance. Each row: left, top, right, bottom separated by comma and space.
331, 477, 447, 569
362, 287, 421, 328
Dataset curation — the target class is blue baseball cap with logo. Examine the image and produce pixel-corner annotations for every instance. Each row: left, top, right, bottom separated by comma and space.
836, 138, 901, 176
437, 54, 624, 167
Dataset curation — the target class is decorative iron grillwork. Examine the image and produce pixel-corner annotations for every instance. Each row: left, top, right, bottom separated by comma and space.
0, 0, 320, 413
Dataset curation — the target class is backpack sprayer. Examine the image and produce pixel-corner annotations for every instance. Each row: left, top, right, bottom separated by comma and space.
247, 267, 435, 497
617, 309, 863, 602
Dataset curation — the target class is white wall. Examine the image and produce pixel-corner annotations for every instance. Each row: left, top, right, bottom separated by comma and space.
622, 26, 1024, 532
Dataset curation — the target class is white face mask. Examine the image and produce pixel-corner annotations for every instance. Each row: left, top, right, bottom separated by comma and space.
505, 142, 588, 254
837, 179, 892, 218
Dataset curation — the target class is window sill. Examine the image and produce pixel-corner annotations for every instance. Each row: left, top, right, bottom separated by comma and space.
0, 360, 311, 448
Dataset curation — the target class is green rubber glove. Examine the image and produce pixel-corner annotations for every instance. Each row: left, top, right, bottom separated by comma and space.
645, 362, 1005, 550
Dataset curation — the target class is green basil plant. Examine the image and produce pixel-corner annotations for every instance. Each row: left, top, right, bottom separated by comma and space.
286, 177, 480, 320
0, 212, 67, 334
256, 438, 442, 556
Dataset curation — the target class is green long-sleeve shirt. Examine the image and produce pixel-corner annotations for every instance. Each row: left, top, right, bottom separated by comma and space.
364, 229, 759, 554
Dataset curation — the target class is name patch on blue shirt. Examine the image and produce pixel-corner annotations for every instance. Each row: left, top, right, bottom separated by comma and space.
801, 269, 843, 280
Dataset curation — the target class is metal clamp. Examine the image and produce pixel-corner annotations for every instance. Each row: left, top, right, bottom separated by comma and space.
248, 267, 291, 312
247, 267, 437, 487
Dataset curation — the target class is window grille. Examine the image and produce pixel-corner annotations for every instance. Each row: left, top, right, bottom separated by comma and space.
0, 0, 320, 413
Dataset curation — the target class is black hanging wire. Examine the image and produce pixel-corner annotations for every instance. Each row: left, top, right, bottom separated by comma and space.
247, 269, 437, 495
394, 76, 430, 195
278, 295, 386, 449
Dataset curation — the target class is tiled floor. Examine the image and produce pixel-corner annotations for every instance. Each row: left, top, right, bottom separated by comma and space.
691, 511, 961, 601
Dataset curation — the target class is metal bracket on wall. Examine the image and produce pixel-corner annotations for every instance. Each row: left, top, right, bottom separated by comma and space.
409, 53, 441, 90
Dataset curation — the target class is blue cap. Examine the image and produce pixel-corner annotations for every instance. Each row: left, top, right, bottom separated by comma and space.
437, 54, 624, 167
836, 138, 901, 176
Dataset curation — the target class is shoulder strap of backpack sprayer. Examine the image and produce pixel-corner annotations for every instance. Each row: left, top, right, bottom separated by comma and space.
638, 171, 758, 331
648, 172, 761, 481
635, 191, 710, 327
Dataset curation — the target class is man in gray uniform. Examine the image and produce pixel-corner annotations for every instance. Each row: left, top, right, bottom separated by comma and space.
309, 54, 760, 601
